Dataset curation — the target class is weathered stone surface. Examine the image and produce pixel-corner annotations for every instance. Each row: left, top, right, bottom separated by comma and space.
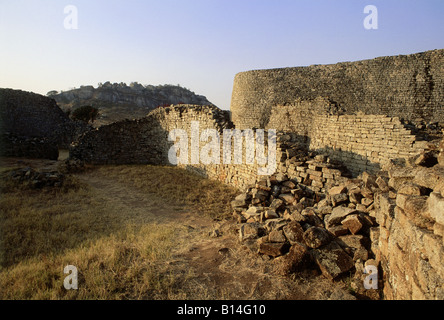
275, 242, 311, 275
337, 235, 369, 250
327, 225, 349, 237
279, 193, 296, 204
341, 214, 364, 234
239, 223, 264, 241
264, 209, 279, 220
303, 226, 331, 249
427, 192, 444, 225
331, 193, 349, 207
311, 242, 355, 280
329, 185, 347, 195
325, 206, 358, 228
268, 229, 286, 243
282, 221, 305, 244
259, 242, 289, 257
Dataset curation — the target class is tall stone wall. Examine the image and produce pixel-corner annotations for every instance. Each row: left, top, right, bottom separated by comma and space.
266, 101, 427, 176
231, 49, 444, 129
372, 165, 444, 299
0, 88, 89, 154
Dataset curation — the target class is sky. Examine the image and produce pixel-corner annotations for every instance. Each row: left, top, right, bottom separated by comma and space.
0, 0, 443, 110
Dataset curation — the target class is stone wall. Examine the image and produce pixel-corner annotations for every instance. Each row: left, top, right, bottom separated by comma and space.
70, 105, 232, 165
372, 165, 444, 299
231, 49, 444, 129
266, 101, 428, 176
0, 88, 89, 152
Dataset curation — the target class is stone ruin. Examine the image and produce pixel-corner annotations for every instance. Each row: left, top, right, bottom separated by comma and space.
1, 49, 444, 299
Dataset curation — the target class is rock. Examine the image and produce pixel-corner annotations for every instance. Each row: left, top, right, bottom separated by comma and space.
317, 205, 333, 215
311, 242, 355, 280
243, 206, 263, 219
303, 226, 331, 249
398, 183, 425, 196
283, 221, 305, 244
427, 192, 444, 225
264, 209, 279, 220
327, 225, 349, 237
282, 180, 297, 189
259, 242, 289, 257
279, 193, 296, 204
275, 242, 311, 275
239, 223, 264, 241
361, 198, 374, 207
337, 234, 370, 250
415, 151, 438, 167
376, 176, 390, 192
362, 171, 378, 189
329, 185, 347, 195
270, 198, 285, 211
325, 206, 358, 228
341, 214, 364, 234
349, 191, 363, 204
331, 193, 349, 207
360, 187, 374, 200
301, 208, 323, 227
269, 229, 287, 243
231, 199, 248, 209
235, 193, 251, 202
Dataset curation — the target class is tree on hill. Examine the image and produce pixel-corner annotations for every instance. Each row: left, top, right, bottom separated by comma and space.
71, 105, 99, 123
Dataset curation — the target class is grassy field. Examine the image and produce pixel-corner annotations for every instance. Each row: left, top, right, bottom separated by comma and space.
0, 164, 239, 299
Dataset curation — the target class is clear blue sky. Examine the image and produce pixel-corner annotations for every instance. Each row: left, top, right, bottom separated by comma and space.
1, 0, 443, 110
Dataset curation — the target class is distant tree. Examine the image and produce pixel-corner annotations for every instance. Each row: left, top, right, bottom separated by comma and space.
72, 105, 99, 123
47, 90, 58, 97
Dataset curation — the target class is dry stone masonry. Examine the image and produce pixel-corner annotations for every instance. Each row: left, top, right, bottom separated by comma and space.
231, 49, 444, 129
65, 49, 444, 299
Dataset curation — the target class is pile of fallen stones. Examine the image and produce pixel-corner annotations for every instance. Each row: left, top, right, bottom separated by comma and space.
231, 170, 387, 283
4, 167, 65, 188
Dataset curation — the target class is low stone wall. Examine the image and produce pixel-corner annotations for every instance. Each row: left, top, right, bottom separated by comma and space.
0, 133, 59, 160
70, 105, 232, 165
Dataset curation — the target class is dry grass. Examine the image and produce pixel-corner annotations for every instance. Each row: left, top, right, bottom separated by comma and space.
94, 165, 239, 219
0, 164, 240, 300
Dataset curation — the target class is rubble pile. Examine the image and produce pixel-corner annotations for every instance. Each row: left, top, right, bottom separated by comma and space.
231, 168, 387, 292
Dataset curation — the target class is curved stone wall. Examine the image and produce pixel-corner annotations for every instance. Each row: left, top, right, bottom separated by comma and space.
231, 49, 444, 129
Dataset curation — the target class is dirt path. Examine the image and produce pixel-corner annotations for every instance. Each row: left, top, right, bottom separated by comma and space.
74, 169, 344, 300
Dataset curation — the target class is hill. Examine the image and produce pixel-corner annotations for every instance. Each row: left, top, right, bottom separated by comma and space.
48, 82, 214, 126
